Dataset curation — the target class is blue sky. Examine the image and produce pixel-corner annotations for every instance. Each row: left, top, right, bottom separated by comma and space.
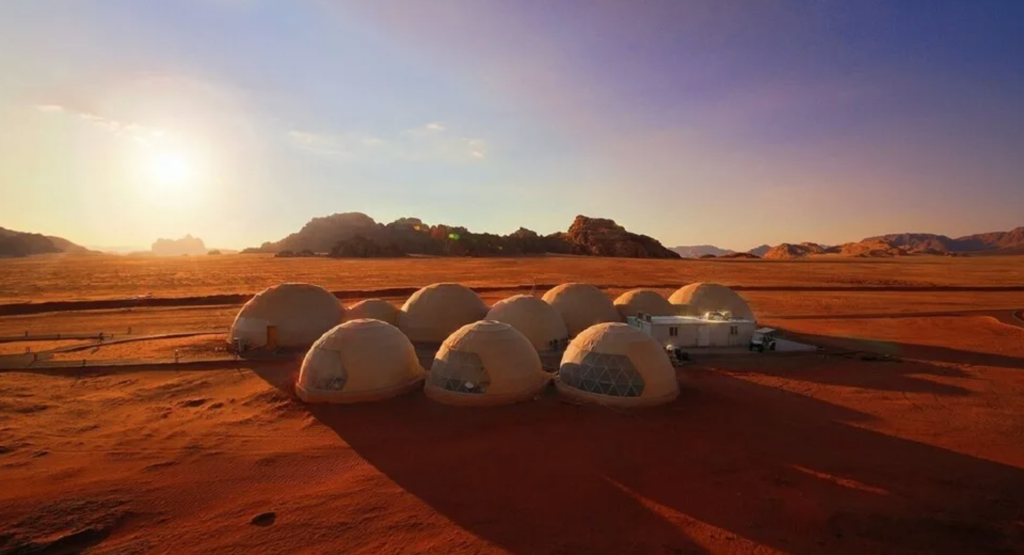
1, 0, 1022, 251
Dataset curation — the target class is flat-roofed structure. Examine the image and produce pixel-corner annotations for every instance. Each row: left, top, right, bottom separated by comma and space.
628, 313, 756, 349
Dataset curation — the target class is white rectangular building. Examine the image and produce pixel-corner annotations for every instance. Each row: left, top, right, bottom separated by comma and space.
628, 313, 756, 349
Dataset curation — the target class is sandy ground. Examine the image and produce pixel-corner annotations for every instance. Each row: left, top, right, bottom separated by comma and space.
0, 339, 96, 356
2, 256, 1024, 554
44, 335, 228, 363
0, 290, 1021, 341
0, 316, 1023, 554
2, 254, 1024, 303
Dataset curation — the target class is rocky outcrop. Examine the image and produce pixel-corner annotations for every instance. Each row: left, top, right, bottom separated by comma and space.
672, 245, 734, 258
329, 235, 405, 258
836, 240, 907, 257
763, 242, 835, 260
261, 213, 378, 253
248, 213, 679, 259
0, 227, 93, 258
559, 216, 680, 259
151, 235, 207, 256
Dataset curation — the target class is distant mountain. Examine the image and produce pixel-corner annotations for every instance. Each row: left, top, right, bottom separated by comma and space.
557, 216, 680, 258
0, 227, 94, 258
151, 234, 208, 256
762, 226, 1024, 259
672, 245, 735, 258
763, 242, 835, 260
747, 244, 772, 257
864, 227, 1024, 254
247, 213, 680, 259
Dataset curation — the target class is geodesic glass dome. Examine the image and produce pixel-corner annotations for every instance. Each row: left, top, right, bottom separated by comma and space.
426, 320, 550, 406
296, 319, 424, 404
668, 283, 754, 320
345, 298, 398, 325
486, 294, 569, 352
541, 283, 621, 337
557, 322, 678, 407
613, 289, 676, 319
430, 350, 490, 394
229, 283, 344, 350
559, 351, 645, 397
399, 283, 488, 343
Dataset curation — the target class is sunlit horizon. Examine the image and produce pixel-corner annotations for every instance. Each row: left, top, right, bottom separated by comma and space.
2, 1, 1023, 252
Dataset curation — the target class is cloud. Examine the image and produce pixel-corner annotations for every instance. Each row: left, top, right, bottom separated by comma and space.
288, 122, 486, 163
33, 103, 166, 145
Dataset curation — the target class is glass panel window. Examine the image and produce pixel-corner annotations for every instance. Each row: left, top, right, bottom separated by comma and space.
431, 350, 490, 394
560, 352, 645, 397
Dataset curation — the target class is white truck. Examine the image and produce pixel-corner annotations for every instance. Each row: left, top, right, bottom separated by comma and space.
749, 327, 778, 352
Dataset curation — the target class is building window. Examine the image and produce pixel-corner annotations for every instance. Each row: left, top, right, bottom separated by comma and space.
730, 326, 738, 335
669, 327, 678, 337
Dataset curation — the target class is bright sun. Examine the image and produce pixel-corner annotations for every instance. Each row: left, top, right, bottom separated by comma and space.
148, 152, 193, 184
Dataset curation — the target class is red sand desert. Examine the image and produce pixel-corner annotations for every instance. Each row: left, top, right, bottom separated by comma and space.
2, 255, 1024, 554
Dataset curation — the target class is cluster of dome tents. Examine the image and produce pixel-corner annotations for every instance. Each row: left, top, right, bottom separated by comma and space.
228, 281, 754, 408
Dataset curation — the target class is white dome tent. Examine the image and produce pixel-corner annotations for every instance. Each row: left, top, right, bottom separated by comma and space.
229, 283, 343, 350
426, 320, 550, 406
668, 283, 754, 320
345, 299, 398, 325
541, 283, 621, 337
485, 294, 569, 352
399, 283, 488, 343
613, 289, 675, 319
556, 323, 679, 407
296, 319, 425, 404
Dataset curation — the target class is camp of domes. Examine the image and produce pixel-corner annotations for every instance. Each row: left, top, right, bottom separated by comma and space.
12, 7, 1021, 550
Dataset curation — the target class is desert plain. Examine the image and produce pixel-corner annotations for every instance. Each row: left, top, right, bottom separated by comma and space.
1, 253, 1023, 555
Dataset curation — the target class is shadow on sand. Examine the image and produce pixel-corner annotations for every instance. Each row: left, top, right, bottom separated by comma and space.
788, 331, 1024, 371
280, 368, 1024, 555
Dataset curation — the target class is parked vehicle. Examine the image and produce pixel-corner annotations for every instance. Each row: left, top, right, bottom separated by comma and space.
750, 327, 778, 352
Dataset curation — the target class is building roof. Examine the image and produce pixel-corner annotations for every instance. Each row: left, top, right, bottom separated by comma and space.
644, 315, 755, 325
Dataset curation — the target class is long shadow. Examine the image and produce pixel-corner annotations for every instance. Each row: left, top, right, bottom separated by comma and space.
302, 373, 1024, 555
788, 331, 1024, 371
710, 351, 975, 397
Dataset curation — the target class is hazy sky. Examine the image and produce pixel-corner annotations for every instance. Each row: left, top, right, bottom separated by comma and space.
1, 1, 1022, 251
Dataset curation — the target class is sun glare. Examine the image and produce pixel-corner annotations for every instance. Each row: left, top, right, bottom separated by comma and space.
148, 152, 193, 184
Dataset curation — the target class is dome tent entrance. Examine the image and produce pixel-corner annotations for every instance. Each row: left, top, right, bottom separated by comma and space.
399, 283, 488, 343
486, 294, 569, 352
229, 283, 343, 350
426, 320, 550, 406
556, 323, 679, 407
541, 283, 622, 337
668, 283, 754, 320
296, 319, 424, 404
